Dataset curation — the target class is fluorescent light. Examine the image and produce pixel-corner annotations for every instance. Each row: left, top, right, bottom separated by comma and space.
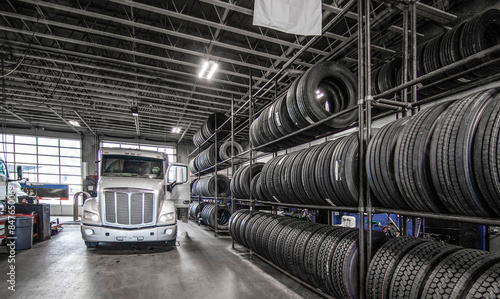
199, 60, 218, 79
68, 120, 80, 127
172, 127, 181, 134
206, 62, 218, 79
198, 61, 209, 78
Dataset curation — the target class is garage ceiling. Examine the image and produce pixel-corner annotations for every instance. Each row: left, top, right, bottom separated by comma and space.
0, 0, 456, 144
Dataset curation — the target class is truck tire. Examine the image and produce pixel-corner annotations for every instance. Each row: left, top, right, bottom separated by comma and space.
85, 241, 99, 248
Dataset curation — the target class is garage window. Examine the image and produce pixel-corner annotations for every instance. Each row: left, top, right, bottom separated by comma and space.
0, 134, 82, 196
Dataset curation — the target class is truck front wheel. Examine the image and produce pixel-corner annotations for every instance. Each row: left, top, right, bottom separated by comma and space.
85, 241, 99, 248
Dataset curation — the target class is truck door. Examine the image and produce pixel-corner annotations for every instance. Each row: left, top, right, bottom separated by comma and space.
166, 163, 190, 222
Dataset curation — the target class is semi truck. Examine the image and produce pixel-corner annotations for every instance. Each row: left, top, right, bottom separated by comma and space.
80, 148, 190, 248
0, 156, 25, 205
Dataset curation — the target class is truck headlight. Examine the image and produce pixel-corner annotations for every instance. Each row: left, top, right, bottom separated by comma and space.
83, 211, 100, 224
158, 212, 175, 225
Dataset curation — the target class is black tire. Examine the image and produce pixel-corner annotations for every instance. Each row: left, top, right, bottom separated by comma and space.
278, 222, 311, 271
295, 61, 358, 130
451, 254, 500, 298
303, 226, 341, 288
330, 134, 360, 206
333, 231, 386, 299
195, 175, 231, 197
274, 94, 312, 143
463, 261, 500, 299
240, 212, 265, 248
315, 139, 344, 206
282, 151, 306, 204
439, 22, 468, 86
268, 219, 303, 265
270, 155, 290, 203
302, 143, 329, 205
258, 215, 290, 261
200, 204, 232, 229
395, 103, 450, 212
366, 236, 429, 299
430, 91, 495, 216
472, 92, 500, 216
459, 9, 500, 79
420, 249, 490, 298
248, 214, 272, 253
318, 227, 353, 297
228, 209, 248, 241
367, 117, 411, 209
290, 148, 316, 205
389, 241, 462, 299
219, 140, 244, 162
239, 163, 265, 199
289, 223, 324, 281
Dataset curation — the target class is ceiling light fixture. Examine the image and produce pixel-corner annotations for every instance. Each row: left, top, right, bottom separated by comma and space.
172, 127, 182, 134
130, 106, 139, 117
199, 60, 218, 79
68, 120, 81, 127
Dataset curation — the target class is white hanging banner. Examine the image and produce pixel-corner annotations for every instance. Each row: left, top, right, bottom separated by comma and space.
253, 0, 322, 36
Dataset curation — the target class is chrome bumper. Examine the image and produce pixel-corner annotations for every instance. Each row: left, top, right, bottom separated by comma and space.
81, 224, 177, 242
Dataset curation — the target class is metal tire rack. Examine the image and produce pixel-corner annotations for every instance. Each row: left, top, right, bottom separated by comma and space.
187, 1, 500, 298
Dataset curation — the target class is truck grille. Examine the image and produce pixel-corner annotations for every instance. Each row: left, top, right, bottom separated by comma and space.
104, 190, 154, 225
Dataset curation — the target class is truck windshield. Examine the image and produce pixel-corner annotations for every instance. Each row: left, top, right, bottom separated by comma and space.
101, 155, 164, 179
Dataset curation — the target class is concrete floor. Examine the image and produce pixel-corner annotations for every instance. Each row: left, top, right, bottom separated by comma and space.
0, 220, 321, 299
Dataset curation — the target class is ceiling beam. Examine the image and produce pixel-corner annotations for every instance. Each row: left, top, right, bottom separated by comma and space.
46, 105, 82, 135
7, 76, 232, 113
109, 0, 328, 56
0, 25, 257, 81
2, 39, 286, 93
10, 68, 234, 107
0, 105, 34, 125
7, 47, 248, 97
3, 90, 207, 126
0, 11, 288, 75
15, 0, 312, 67
73, 109, 97, 137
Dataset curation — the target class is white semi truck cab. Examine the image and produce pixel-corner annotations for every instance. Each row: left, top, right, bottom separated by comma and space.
80, 148, 190, 248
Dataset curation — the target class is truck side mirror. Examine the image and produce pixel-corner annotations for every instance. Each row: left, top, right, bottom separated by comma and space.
17, 166, 23, 180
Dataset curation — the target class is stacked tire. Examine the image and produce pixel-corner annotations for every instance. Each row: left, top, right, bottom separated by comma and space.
250, 61, 358, 152
189, 201, 204, 219
189, 141, 245, 174
188, 144, 220, 174
367, 89, 500, 218
218, 140, 245, 163
255, 132, 364, 206
374, 9, 500, 97
190, 175, 231, 197
230, 163, 265, 199
200, 203, 231, 229
366, 236, 500, 299
229, 210, 387, 298
192, 113, 230, 150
